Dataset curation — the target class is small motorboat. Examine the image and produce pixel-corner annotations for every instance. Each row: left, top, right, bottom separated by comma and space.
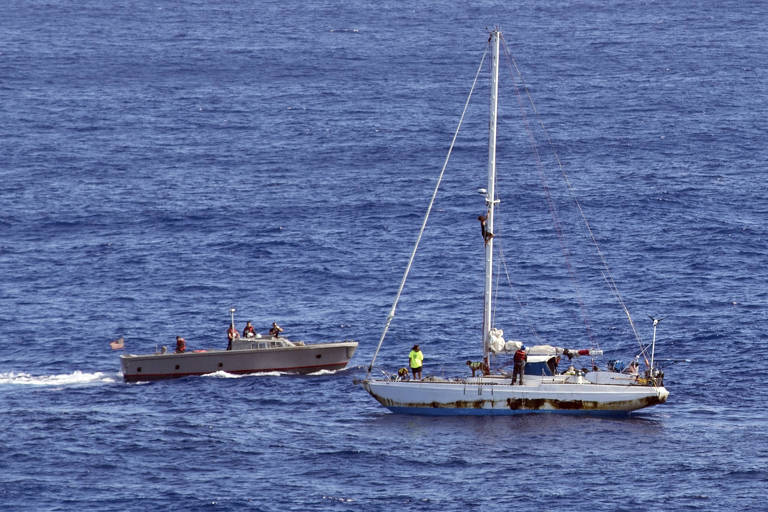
121, 333, 358, 382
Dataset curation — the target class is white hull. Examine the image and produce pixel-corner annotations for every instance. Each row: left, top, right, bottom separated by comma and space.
121, 340, 358, 382
362, 375, 668, 416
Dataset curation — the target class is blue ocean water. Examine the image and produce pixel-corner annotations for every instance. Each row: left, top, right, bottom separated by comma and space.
1, 0, 767, 510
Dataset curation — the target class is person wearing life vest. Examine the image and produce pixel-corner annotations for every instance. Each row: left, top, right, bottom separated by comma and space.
409, 344, 423, 380
269, 322, 283, 338
466, 360, 489, 377
226, 324, 239, 350
175, 336, 186, 354
512, 345, 527, 385
242, 321, 255, 338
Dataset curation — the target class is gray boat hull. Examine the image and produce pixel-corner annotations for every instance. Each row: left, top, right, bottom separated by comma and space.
121, 341, 358, 382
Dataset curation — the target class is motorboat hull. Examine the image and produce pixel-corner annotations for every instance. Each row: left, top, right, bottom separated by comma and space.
121, 341, 358, 382
362, 375, 668, 416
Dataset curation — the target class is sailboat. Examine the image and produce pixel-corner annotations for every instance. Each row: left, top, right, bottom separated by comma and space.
361, 30, 669, 415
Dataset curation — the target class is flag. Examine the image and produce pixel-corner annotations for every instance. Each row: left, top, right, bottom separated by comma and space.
110, 337, 125, 350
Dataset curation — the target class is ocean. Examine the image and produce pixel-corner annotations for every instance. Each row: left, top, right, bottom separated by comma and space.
1, 0, 766, 510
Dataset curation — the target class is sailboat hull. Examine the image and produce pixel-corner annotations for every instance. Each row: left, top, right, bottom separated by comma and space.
362, 376, 668, 416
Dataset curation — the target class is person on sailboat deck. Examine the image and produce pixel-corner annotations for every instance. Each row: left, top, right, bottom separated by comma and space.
409, 344, 423, 380
546, 355, 561, 375
269, 322, 283, 337
512, 346, 527, 384
175, 336, 186, 354
478, 215, 494, 245
466, 360, 490, 377
242, 321, 255, 338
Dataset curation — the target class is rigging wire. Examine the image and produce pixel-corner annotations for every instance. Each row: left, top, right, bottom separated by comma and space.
499, 34, 647, 358
365, 45, 489, 379
498, 34, 598, 352
492, 203, 546, 347
505, 44, 644, 349
497, 238, 547, 345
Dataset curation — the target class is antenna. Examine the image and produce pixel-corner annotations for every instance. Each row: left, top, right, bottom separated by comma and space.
648, 315, 664, 369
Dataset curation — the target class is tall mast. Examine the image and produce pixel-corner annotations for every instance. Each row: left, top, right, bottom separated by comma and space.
483, 30, 500, 364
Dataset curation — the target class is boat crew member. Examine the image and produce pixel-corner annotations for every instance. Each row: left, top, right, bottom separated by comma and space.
546, 355, 561, 375
227, 325, 239, 350
512, 345, 527, 385
269, 322, 283, 337
409, 344, 423, 380
478, 214, 494, 245
175, 336, 186, 354
466, 360, 489, 377
242, 321, 255, 338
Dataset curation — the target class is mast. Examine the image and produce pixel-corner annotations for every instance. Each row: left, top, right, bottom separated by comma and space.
483, 30, 500, 364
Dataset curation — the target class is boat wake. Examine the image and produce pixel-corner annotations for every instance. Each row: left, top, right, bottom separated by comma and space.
306, 369, 342, 376
199, 369, 345, 379
201, 370, 287, 379
202, 370, 247, 379
0, 370, 118, 387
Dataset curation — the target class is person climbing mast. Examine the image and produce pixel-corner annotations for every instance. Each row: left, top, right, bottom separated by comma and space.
478, 214, 494, 245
